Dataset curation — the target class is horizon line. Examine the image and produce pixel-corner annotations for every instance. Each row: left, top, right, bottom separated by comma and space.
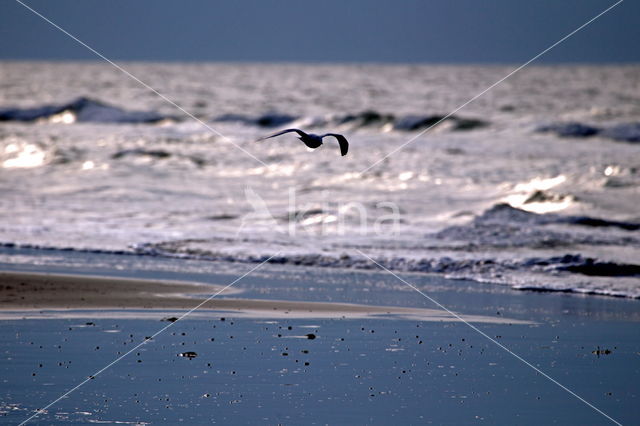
2, 58, 640, 66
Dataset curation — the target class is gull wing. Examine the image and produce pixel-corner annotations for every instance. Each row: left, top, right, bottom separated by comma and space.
322, 133, 349, 156
258, 128, 308, 141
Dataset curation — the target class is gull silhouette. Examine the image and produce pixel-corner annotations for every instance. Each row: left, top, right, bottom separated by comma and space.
258, 128, 349, 156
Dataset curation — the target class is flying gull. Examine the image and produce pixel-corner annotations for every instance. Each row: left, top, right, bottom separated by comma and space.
258, 128, 349, 156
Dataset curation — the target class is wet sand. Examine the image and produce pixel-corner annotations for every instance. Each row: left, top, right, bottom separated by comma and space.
0, 270, 238, 310
0, 271, 527, 323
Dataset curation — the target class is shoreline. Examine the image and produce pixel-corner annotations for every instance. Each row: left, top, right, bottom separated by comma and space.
1, 244, 638, 301
0, 270, 528, 324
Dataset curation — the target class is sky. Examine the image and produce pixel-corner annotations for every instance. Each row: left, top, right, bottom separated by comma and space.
1, 0, 638, 63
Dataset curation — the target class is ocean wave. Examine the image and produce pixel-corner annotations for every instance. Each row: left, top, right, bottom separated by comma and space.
391, 114, 488, 131
212, 110, 489, 132
435, 203, 640, 248
2, 64, 639, 302
536, 121, 640, 142
214, 112, 298, 128
536, 122, 600, 137
474, 203, 640, 231
601, 123, 640, 142
109, 148, 203, 166
122, 202, 640, 298
112, 149, 172, 160
0, 97, 170, 124
0, 97, 491, 133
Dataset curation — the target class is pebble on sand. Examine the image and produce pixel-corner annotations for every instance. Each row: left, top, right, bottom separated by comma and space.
178, 351, 198, 359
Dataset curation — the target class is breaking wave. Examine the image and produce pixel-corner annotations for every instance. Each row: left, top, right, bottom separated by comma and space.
0, 97, 170, 124
3, 201, 640, 299
0, 97, 490, 134
213, 110, 489, 132
537, 121, 640, 143
119, 203, 640, 299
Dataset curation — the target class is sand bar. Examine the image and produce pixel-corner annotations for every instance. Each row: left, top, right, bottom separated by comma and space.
0, 271, 530, 323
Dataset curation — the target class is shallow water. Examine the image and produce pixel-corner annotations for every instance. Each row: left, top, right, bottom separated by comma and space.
2, 316, 638, 425
0, 253, 639, 425
1, 62, 640, 297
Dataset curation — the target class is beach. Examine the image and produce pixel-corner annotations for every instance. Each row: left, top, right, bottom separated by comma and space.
0, 60, 638, 424
0, 247, 638, 424
1, 0, 639, 421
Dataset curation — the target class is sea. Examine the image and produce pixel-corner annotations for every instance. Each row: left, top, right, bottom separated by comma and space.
1, 61, 639, 298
